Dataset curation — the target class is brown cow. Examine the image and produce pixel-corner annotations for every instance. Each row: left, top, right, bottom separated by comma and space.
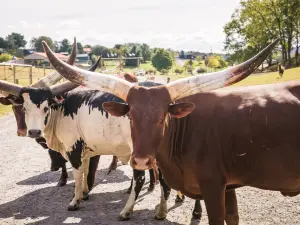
42, 39, 278, 224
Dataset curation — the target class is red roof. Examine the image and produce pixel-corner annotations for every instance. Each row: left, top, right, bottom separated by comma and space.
34, 52, 69, 60
83, 48, 91, 53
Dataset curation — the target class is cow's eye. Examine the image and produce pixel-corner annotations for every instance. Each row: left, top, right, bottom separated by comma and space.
44, 107, 49, 113
22, 107, 26, 112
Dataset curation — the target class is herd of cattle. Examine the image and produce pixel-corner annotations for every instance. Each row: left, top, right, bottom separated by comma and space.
2, 37, 300, 225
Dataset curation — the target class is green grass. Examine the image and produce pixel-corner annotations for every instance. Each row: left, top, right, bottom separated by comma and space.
1, 65, 299, 116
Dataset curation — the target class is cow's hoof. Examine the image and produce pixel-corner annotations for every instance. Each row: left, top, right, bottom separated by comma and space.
67, 203, 79, 211
192, 210, 202, 220
57, 178, 67, 187
175, 194, 185, 203
147, 185, 155, 192
119, 212, 132, 221
154, 204, 167, 220
82, 192, 89, 201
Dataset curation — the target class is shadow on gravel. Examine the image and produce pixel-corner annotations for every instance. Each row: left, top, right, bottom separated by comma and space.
0, 184, 183, 225
17, 168, 131, 186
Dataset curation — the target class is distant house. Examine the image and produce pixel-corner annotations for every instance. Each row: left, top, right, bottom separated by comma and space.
59, 52, 69, 56
16, 47, 34, 58
83, 48, 91, 54
24, 52, 68, 67
179, 51, 207, 60
76, 53, 90, 64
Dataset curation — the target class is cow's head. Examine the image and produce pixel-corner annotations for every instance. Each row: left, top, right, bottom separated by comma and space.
0, 94, 27, 136
0, 57, 102, 139
43, 39, 279, 170
0, 37, 78, 137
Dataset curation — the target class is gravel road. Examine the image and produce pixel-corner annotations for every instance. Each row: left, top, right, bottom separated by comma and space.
1, 114, 300, 225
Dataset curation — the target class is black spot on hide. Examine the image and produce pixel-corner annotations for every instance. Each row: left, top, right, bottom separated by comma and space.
67, 139, 84, 169
60, 90, 126, 119
20, 88, 53, 108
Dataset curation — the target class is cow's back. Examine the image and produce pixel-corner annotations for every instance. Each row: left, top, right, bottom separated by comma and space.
55, 90, 132, 163
176, 81, 300, 191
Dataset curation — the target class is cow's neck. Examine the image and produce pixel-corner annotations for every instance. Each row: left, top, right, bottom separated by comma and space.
43, 106, 65, 154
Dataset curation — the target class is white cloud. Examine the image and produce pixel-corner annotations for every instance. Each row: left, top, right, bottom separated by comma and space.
20, 21, 29, 29
0, 0, 240, 53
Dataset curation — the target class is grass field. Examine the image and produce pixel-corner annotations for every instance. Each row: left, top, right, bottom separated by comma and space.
0, 65, 299, 116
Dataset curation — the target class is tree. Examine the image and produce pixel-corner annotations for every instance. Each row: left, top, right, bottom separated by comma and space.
224, 0, 300, 67
206, 56, 220, 69
59, 39, 70, 52
6, 32, 27, 50
140, 43, 152, 61
84, 44, 92, 48
151, 48, 173, 72
77, 42, 84, 54
33, 36, 54, 52
0, 37, 7, 49
91, 45, 109, 57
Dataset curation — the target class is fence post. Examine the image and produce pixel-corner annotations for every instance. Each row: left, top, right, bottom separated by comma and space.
43, 64, 45, 77
15, 79, 19, 84
13, 66, 16, 84
29, 66, 33, 85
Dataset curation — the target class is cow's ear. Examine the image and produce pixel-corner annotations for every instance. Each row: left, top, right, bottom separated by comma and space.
168, 102, 195, 118
103, 102, 130, 117
0, 97, 12, 105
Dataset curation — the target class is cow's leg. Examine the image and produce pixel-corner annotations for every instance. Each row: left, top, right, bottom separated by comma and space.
192, 200, 202, 220
87, 155, 100, 191
107, 156, 118, 175
148, 168, 155, 192
68, 168, 84, 211
202, 182, 226, 225
155, 169, 171, 220
224, 190, 239, 225
175, 191, 185, 203
57, 163, 68, 187
126, 178, 133, 194
82, 158, 90, 201
119, 169, 145, 220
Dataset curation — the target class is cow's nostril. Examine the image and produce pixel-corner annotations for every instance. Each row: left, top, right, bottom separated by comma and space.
133, 159, 137, 165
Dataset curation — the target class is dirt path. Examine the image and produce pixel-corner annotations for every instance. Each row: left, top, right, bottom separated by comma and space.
0, 114, 300, 225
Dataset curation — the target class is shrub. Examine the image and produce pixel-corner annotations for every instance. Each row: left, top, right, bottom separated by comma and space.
197, 68, 207, 73
0, 54, 12, 63
160, 69, 169, 75
174, 68, 184, 74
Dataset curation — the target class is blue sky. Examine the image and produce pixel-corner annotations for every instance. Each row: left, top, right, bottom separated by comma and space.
1, 0, 240, 52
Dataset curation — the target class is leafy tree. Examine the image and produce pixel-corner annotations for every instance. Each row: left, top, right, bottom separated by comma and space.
151, 48, 173, 72
140, 43, 152, 61
77, 42, 84, 54
59, 39, 70, 52
6, 32, 27, 50
32, 36, 54, 52
91, 45, 110, 57
0, 37, 8, 49
84, 44, 92, 48
206, 56, 220, 69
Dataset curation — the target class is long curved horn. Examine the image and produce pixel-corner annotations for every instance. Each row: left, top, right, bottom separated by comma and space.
0, 80, 23, 96
50, 55, 102, 96
42, 41, 133, 101
31, 37, 78, 88
166, 38, 280, 101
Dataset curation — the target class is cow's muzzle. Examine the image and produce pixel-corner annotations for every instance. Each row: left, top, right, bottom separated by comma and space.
130, 156, 155, 170
28, 129, 42, 138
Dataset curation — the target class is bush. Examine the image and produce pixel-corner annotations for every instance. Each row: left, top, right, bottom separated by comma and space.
0, 54, 12, 63
160, 69, 169, 75
151, 49, 173, 72
174, 68, 184, 74
197, 68, 207, 73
